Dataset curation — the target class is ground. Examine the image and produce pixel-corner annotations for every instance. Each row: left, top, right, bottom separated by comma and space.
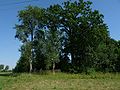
0, 72, 120, 90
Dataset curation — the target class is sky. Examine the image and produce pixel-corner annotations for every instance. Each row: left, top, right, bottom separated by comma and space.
0, 0, 120, 69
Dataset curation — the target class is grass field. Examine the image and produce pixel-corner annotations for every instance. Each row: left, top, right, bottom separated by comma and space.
0, 72, 120, 90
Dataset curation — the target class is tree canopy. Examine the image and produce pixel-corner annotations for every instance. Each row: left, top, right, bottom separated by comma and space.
14, 0, 120, 73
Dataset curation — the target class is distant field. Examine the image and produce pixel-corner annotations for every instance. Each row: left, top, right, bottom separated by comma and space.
0, 72, 120, 90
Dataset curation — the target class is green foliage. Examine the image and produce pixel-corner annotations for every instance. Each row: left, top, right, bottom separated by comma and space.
0, 65, 10, 72
15, 5, 61, 72
32, 30, 47, 71
95, 38, 119, 72
85, 68, 96, 75
4, 65, 9, 72
15, 6, 46, 72
56, 0, 108, 72
0, 64, 4, 71
14, 0, 120, 73
13, 42, 31, 72
45, 30, 61, 70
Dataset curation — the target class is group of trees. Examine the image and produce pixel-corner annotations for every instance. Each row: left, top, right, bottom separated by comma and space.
14, 0, 120, 73
0, 64, 9, 72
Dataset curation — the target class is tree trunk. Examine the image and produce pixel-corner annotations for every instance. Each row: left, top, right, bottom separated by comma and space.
30, 59, 32, 73
52, 62, 55, 74
30, 28, 33, 73
71, 52, 75, 65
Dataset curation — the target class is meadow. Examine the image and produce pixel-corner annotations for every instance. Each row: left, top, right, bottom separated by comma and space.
0, 72, 120, 90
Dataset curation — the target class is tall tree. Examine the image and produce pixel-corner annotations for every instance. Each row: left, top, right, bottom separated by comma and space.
45, 5, 62, 72
45, 30, 61, 73
33, 30, 47, 71
15, 6, 45, 72
47, 0, 109, 72
14, 0, 113, 73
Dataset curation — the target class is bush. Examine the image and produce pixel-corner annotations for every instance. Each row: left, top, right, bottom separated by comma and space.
85, 68, 96, 75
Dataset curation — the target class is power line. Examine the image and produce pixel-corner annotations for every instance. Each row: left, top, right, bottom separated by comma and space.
0, 0, 40, 12
0, 0, 39, 7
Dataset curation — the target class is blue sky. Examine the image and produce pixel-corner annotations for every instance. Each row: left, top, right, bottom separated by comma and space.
0, 0, 120, 69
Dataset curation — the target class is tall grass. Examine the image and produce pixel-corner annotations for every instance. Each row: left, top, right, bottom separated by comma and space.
0, 72, 120, 90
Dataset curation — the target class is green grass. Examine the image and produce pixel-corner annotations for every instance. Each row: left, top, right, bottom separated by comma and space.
0, 72, 120, 90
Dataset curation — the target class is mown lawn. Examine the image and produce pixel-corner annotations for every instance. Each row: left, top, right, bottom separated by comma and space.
0, 72, 120, 90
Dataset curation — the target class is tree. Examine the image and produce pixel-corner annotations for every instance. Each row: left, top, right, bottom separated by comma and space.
0, 64, 4, 71
95, 38, 118, 72
15, 0, 114, 73
115, 40, 120, 72
45, 30, 61, 73
33, 30, 47, 71
15, 5, 61, 72
14, 42, 31, 72
42, 6, 62, 72
15, 6, 45, 72
48, 0, 109, 72
4, 65, 9, 71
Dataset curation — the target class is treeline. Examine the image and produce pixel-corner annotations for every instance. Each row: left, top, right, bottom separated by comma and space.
0, 64, 9, 72
13, 0, 120, 73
